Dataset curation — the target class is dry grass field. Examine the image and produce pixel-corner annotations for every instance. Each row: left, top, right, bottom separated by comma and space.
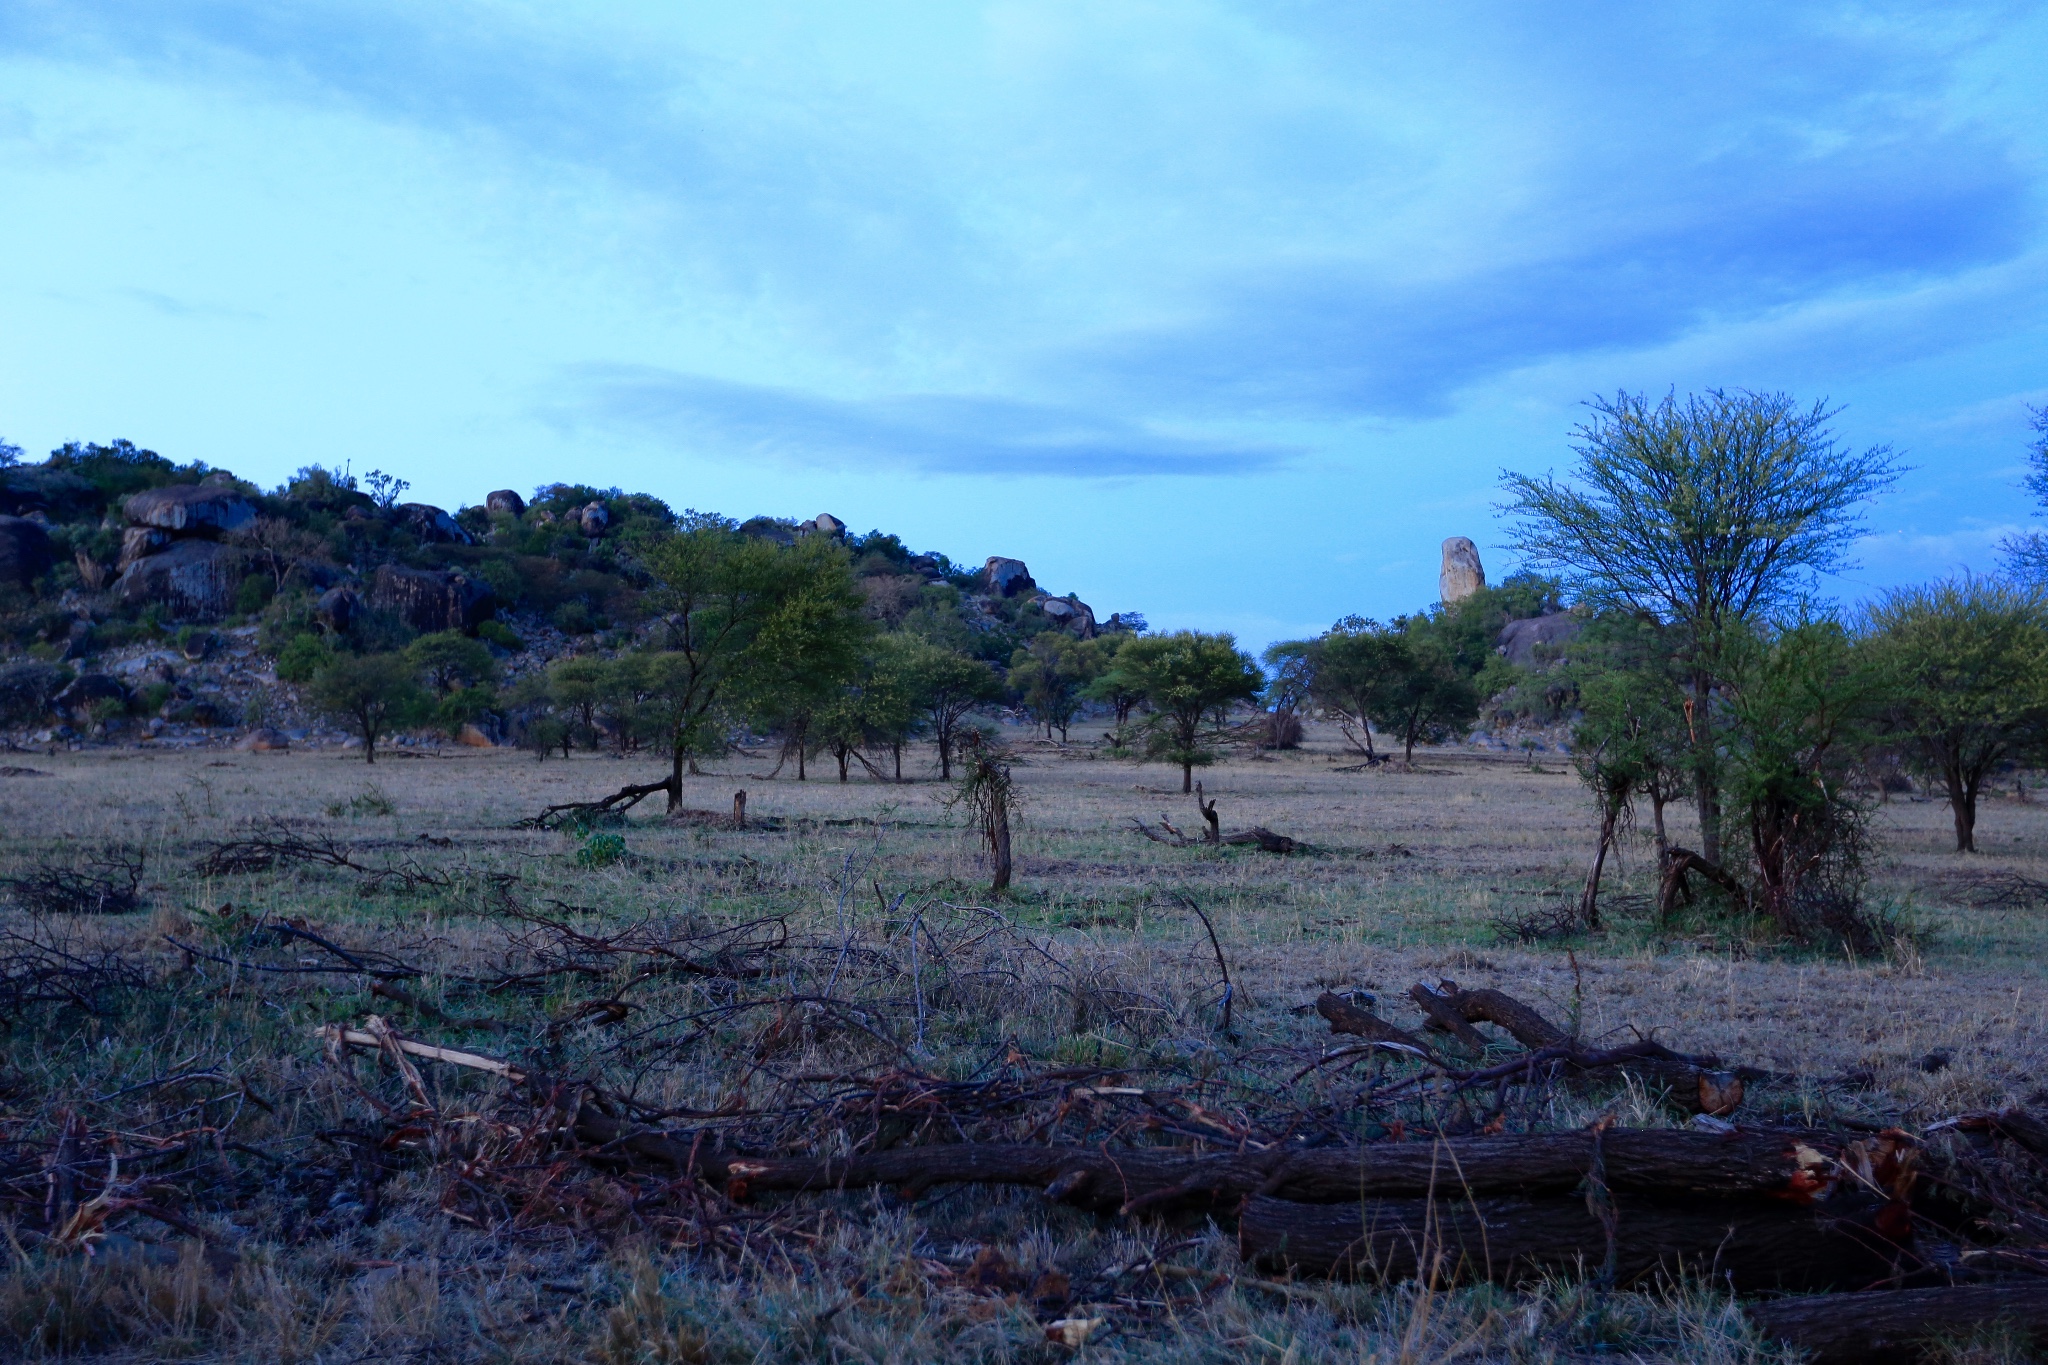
2, 721, 2045, 1363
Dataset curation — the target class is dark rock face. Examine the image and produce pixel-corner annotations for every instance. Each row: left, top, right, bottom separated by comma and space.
984, 557, 1036, 598
118, 526, 170, 570
396, 503, 474, 545
316, 585, 362, 634
485, 489, 527, 517
52, 673, 128, 719
115, 539, 245, 619
123, 484, 257, 536
0, 515, 54, 587
370, 565, 494, 634
1497, 613, 1584, 668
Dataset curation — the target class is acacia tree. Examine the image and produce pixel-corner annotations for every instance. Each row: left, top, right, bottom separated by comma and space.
1080, 634, 1144, 732
626, 516, 867, 807
1288, 617, 1408, 758
309, 653, 427, 764
1367, 617, 1481, 766
1862, 577, 2048, 852
1105, 631, 1264, 791
1010, 633, 1094, 741
812, 638, 921, 782
1502, 389, 1900, 864
545, 656, 608, 749
1568, 619, 1693, 926
899, 639, 1001, 779
1718, 619, 1881, 938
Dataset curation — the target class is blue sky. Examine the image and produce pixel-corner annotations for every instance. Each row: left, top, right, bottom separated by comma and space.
3, 2, 2046, 649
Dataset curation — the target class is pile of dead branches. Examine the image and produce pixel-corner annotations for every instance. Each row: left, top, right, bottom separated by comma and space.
302, 999, 2048, 1362
2, 846, 146, 915
0, 915, 150, 1024
194, 818, 454, 893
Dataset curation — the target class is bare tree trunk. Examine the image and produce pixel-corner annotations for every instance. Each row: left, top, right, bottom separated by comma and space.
836, 747, 849, 782
936, 724, 952, 781
1691, 673, 1721, 864
796, 743, 807, 781
1649, 788, 1669, 868
892, 741, 902, 781
1579, 796, 1619, 929
1947, 763, 1977, 852
668, 744, 685, 810
732, 789, 746, 830
1196, 783, 1220, 844
1181, 760, 1194, 793
989, 788, 1011, 892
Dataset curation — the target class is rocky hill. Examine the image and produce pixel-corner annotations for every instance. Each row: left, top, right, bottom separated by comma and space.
0, 442, 1136, 749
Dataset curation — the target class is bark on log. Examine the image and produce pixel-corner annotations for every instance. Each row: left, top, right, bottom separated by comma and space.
1746, 1285, 2048, 1364
1315, 993, 1437, 1056
570, 1111, 1853, 1214
1219, 827, 1297, 853
1407, 982, 1492, 1052
1401, 983, 1745, 1114
1427, 980, 1568, 1050
1238, 1191, 1904, 1292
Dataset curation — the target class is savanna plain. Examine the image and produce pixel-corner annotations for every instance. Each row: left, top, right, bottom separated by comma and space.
2, 723, 2044, 1363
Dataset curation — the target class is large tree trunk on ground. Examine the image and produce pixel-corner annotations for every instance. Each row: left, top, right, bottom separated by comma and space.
1237, 1190, 1901, 1291
1747, 1285, 2048, 1364
1315, 993, 1437, 1057
590, 1126, 1855, 1214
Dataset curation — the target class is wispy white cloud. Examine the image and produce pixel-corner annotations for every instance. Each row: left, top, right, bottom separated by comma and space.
557, 365, 1293, 479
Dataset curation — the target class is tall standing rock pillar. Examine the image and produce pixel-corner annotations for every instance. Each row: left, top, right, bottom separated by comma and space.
1440, 537, 1485, 605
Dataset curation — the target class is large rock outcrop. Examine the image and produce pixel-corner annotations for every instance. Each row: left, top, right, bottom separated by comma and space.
396, 503, 474, 545
1037, 595, 1097, 637
370, 565, 494, 634
1497, 612, 1584, 668
1440, 537, 1485, 604
115, 540, 245, 619
798, 512, 844, 540
0, 515, 54, 588
984, 557, 1036, 598
485, 489, 527, 517
123, 484, 257, 536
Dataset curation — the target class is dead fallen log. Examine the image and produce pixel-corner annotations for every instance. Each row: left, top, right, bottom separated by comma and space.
566, 1118, 1856, 1215
519, 777, 678, 830
1746, 1284, 2048, 1364
1315, 993, 1437, 1057
1220, 827, 1298, 854
1128, 815, 1193, 847
1401, 980, 1747, 1115
1238, 1190, 1905, 1291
